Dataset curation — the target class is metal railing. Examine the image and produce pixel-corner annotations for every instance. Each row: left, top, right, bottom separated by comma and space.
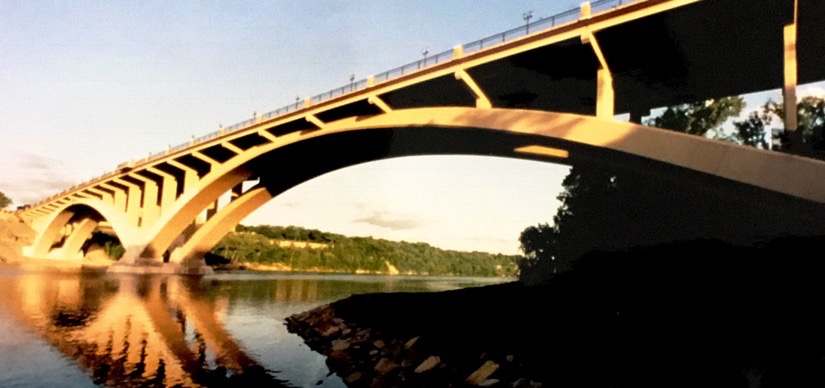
28, 0, 634, 209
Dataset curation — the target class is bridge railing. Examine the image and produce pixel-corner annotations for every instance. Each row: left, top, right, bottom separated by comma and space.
27, 0, 636, 210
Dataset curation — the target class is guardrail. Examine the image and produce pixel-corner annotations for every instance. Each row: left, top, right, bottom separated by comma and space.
26, 0, 633, 210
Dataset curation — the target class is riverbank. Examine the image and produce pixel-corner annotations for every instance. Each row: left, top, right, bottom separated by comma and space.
286, 235, 825, 387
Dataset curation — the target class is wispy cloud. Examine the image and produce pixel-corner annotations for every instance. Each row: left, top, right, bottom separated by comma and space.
354, 210, 419, 231
8, 153, 78, 204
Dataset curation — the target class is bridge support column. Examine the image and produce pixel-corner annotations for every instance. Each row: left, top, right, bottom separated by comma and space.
113, 179, 142, 227
101, 183, 128, 214
783, 10, 798, 132
130, 174, 161, 226
87, 187, 114, 204
62, 218, 99, 259
170, 184, 272, 266
168, 160, 200, 197
455, 69, 492, 109
582, 30, 614, 119
148, 167, 178, 214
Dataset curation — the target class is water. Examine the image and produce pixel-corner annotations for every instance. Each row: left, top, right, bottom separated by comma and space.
0, 267, 512, 387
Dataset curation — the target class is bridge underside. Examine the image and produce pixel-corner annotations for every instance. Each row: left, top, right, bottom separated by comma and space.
452, 0, 824, 117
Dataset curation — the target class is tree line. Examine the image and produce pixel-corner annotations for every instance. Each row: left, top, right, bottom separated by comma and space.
212, 224, 520, 277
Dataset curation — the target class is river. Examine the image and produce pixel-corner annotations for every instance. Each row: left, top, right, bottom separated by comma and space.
0, 266, 512, 387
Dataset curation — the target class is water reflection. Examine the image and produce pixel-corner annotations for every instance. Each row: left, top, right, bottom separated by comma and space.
0, 270, 509, 387
1, 272, 290, 387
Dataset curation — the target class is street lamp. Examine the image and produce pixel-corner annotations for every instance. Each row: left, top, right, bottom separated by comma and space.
523, 11, 533, 34
422, 48, 430, 67
350, 74, 355, 91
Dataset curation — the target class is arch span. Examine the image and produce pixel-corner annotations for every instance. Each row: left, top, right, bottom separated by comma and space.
157, 108, 825, 264
23, 200, 136, 260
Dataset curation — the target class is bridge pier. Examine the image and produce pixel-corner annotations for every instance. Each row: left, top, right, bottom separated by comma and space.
107, 259, 214, 275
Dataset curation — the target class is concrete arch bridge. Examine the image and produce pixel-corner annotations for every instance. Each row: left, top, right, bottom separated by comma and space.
16, 0, 825, 273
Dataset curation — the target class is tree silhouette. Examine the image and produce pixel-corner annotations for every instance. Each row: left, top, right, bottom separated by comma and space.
0, 191, 11, 209
645, 96, 745, 136
768, 96, 825, 157
518, 96, 790, 285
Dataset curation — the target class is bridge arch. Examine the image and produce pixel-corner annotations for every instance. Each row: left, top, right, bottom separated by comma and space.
24, 200, 136, 260
152, 107, 825, 265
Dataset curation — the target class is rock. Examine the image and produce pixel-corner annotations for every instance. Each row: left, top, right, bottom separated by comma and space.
331, 339, 350, 351
342, 328, 352, 336
322, 326, 340, 337
370, 376, 389, 388
414, 356, 440, 373
404, 336, 420, 349
374, 358, 399, 375
373, 339, 385, 348
345, 372, 362, 384
329, 349, 351, 363
506, 355, 515, 363
466, 361, 500, 385
369, 349, 379, 356
513, 378, 542, 387
478, 379, 499, 387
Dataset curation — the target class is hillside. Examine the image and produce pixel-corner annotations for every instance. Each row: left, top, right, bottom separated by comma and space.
211, 225, 522, 277
0, 217, 522, 276
0, 212, 33, 263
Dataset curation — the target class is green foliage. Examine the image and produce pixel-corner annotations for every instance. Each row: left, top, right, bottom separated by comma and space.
212, 225, 520, 277
235, 224, 341, 243
103, 241, 125, 260
768, 96, 825, 156
645, 96, 745, 136
732, 106, 772, 149
0, 191, 11, 209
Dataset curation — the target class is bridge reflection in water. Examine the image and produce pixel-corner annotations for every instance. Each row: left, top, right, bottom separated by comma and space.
0, 269, 510, 386
0, 273, 330, 387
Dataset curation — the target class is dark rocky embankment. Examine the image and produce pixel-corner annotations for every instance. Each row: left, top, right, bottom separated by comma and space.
286, 236, 825, 387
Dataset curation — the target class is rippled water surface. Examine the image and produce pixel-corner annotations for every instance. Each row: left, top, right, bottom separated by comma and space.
0, 267, 511, 387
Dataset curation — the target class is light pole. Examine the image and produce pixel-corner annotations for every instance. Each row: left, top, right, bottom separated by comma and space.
523, 11, 533, 34
350, 74, 355, 91
422, 48, 430, 67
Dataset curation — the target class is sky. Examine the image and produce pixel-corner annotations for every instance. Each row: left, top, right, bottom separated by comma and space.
1, 1, 822, 255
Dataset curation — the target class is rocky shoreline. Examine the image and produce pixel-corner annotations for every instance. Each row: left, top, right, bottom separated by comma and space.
286, 282, 544, 387
286, 236, 825, 387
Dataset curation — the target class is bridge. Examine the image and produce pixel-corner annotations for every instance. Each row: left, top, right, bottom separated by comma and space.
15, 0, 825, 274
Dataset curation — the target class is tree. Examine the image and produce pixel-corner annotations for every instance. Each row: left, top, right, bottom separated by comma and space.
645, 96, 745, 136
519, 95, 788, 285
732, 102, 773, 149
769, 96, 825, 157
0, 191, 11, 209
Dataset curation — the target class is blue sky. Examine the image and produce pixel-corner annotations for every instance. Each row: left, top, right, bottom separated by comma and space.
1, 1, 821, 254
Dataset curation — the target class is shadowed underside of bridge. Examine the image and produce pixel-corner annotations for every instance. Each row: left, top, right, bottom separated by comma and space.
17, 0, 825, 273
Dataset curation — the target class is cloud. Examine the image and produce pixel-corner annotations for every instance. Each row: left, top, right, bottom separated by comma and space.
17, 153, 63, 171
354, 211, 419, 231
8, 153, 79, 205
